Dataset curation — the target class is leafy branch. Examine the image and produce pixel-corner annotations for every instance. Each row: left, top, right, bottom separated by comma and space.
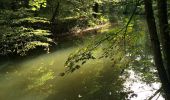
62, 0, 142, 76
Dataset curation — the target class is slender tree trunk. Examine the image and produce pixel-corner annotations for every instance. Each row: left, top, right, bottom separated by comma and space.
92, 2, 99, 18
50, 2, 60, 35
144, 0, 170, 99
50, 2, 60, 23
157, 0, 170, 81
123, 0, 128, 15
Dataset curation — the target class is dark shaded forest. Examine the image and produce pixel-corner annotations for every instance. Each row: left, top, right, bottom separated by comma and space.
0, 0, 170, 100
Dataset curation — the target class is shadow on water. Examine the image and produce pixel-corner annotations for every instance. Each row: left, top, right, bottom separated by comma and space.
0, 40, 163, 100
0, 41, 126, 100
0, 36, 83, 74
0, 28, 164, 100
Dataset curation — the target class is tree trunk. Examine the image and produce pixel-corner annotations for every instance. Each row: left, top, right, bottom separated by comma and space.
92, 2, 99, 18
157, 0, 170, 81
144, 0, 170, 99
50, 2, 60, 23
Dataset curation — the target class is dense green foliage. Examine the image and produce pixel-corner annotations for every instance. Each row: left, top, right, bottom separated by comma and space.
0, 8, 53, 56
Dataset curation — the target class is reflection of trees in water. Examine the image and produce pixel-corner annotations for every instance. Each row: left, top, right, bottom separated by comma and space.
46, 60, 127, 100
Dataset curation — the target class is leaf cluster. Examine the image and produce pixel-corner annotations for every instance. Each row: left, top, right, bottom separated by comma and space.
0, 9, 54, 56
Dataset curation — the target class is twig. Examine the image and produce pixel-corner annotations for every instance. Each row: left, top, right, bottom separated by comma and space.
123, 0, 139, 53
148, 87, 162, 100
155, 92, 161, 100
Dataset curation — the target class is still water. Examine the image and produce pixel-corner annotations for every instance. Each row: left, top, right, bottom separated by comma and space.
0, 44, 127, 100
0, 42, 163, 100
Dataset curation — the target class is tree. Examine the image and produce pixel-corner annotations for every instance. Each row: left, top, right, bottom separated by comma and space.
50, 1, 60, 23
62, 0, 170, 99
144, 0, 170, 99
92, 2, 99, 18
157, 0, 170, 81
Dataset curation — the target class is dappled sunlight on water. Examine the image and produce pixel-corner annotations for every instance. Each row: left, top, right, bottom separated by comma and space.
124, 70, 163, 100
0, 42, 163, 100
0, 47, 125, 100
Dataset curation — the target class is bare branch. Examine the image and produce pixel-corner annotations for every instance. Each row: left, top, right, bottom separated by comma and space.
148, 87, 162, 100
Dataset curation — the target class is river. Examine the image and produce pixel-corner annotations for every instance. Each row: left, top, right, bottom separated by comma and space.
0, 41, 127, 100
0, 39, 163, 100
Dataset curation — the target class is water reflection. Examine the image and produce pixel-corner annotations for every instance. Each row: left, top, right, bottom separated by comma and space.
124, 70, 164, 100
0, 47, 126, 100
